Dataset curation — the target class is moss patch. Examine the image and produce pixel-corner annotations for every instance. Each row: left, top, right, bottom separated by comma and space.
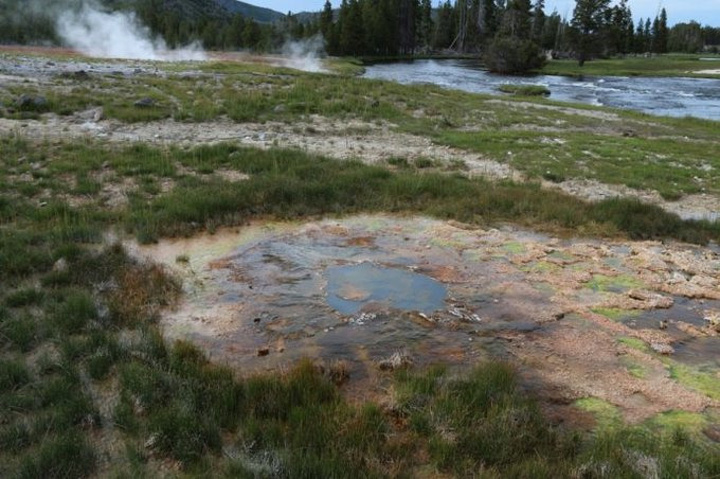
645, 410, 708, 434
502, 241, 526, 254
586, 274, 644, 292
591, 307, 641, 321
617, 336, 650, 353
574, 397, 623, 429
619, 355, 649, 379
666, 361, 720, 401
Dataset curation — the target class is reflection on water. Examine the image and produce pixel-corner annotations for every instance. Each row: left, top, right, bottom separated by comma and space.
325, 262, 447, 314
363, 59, 720, 120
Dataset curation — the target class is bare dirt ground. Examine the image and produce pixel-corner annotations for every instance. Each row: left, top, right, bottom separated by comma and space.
131, 215, 720, 427
2, 111, 719, 221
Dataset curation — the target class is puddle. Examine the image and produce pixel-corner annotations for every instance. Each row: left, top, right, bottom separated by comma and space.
131, 214, 720, 423
325, 263, 447, 314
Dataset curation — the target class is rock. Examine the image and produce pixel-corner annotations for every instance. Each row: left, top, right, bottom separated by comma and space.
257, 347, 270, 357
650, 342, 674, 355
628, 290, 674, 309
273, 104, 286, 113
53, 258, 68, 273
75, 107, 104, 122
704, 310, 720, 332
134, 97, 155, 108
144, 433, 159, 450
17, 94, 48, 112
703, 425, 720, 443
377, 351, 412, 371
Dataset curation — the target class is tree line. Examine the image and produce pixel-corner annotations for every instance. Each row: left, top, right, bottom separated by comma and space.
1, 0, 719, 61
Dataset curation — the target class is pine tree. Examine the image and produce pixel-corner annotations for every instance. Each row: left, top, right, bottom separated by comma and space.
485, 0, 545, 73
500, 0, 533, 40
656, 8, 669, 53
397, 0, 419, 54
320, 0, 334, 39
531, 0, 546, 43
433, 1, 456, 49
571, 0, 611, 66
340, 0, 365, 55
418, 0, 433, 49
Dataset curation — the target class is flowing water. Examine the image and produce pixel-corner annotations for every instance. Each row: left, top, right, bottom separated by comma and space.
363, 59, 720, 120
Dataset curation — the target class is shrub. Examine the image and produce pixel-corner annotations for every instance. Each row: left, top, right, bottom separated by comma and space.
17, 433, 96, 479
0, 359, 31, 391
53, 290, 97, 334
147, 404, 221, 466
498, 84, 551, 96
484, 37, 547, 74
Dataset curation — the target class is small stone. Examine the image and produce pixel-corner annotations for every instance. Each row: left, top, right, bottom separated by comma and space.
257, 347, 270, 357
377, 351, 412, 371
53, 258, 68, 273
650, 342, 674, 355
144, 433, 159, 449
73, 70, 90, 80
134, 97, 155, 108
17, 94, 48, 111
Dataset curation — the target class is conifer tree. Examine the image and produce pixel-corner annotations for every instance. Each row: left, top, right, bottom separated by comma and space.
531, 0, 546, 43
571, 0, 611, 65
655, 8, 669, 53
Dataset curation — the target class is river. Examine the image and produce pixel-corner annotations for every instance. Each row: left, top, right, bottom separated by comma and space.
362, 59, 720, 121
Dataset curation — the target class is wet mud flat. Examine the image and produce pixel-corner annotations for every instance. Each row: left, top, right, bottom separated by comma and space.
132, 214, 720, 429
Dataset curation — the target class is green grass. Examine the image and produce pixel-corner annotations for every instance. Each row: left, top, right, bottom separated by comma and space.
542, 54, 720, 78
498, 84, 551, 96
666, 361, 720, 401
617, 336, 650, 353
586, 273, 644, 292
591, 307, 641, 321
575, 397, 623, 428
116, 143, 720, 245
3, 53, 719, 200
1, 53, 719, 477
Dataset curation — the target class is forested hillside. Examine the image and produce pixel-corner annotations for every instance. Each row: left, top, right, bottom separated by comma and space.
0, 0, 290, 50
1, 0, 719, 58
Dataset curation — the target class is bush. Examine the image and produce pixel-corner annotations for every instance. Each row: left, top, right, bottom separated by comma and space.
498, 84, 551, 96
54, 290, 97, 334
0, 359, 31, 391
148, 404, 221, 466
17, 433, 96, 479
484, 37, 547, 75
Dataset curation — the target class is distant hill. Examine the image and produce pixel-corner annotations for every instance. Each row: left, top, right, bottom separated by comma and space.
214, 0, 285, 23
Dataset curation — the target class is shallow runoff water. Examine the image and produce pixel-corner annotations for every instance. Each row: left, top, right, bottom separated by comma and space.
363, 59, 720, 121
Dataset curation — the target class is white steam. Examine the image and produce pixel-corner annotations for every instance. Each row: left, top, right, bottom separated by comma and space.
280, 35, 327, 73
56, 3, 206, 61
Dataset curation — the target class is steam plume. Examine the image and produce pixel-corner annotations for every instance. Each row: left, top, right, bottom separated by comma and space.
280, 35, 327, 73
56, 2, 206, 61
